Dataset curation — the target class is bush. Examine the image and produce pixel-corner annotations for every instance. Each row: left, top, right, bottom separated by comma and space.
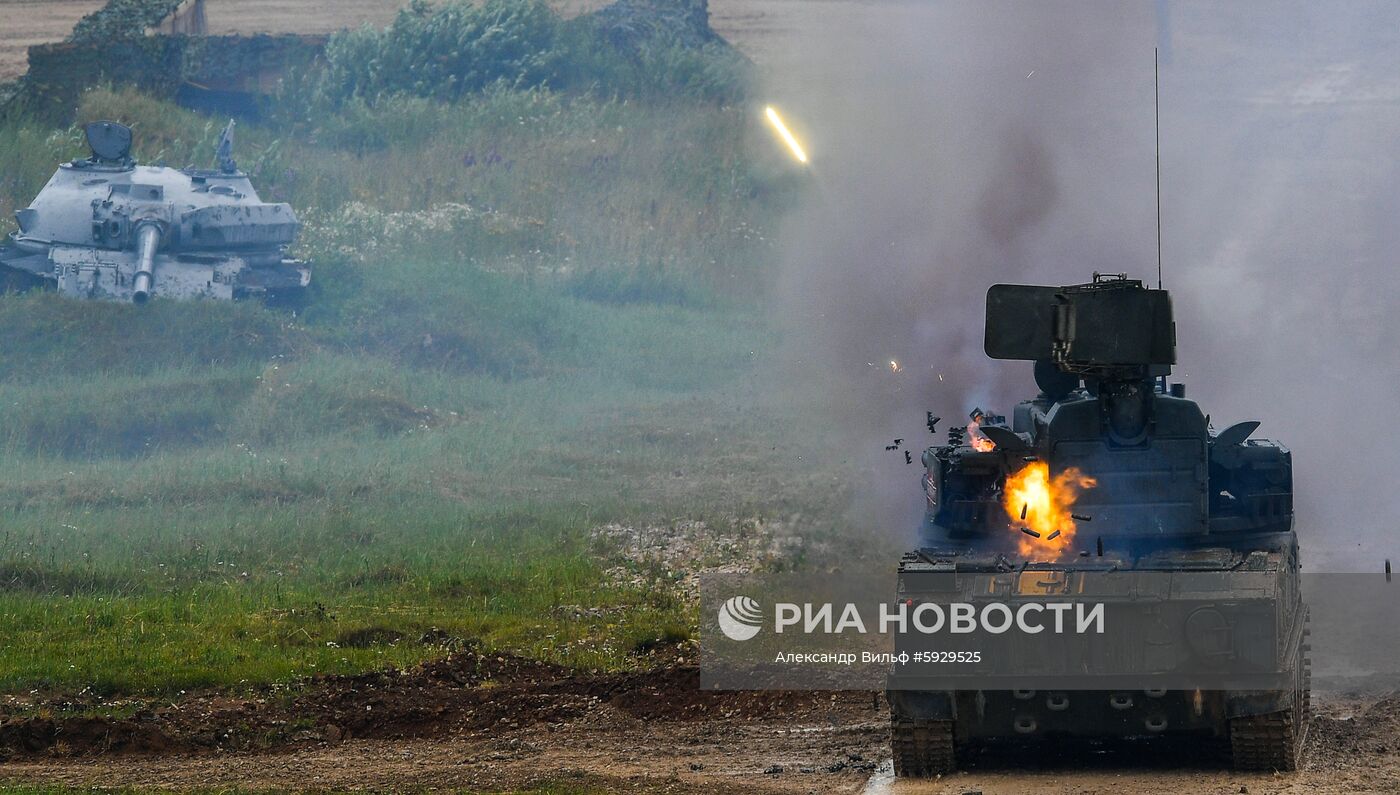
310, 0, 749, 107
317, 0, 564, 105
554, 10, 750, 104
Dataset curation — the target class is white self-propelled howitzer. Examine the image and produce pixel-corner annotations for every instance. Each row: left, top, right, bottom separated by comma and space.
0, 120, 310, 303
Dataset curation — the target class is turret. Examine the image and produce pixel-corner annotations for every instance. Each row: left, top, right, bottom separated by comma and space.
922, 274, 1292, 555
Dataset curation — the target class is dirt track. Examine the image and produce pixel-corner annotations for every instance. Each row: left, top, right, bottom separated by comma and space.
1, 647, 1398, 793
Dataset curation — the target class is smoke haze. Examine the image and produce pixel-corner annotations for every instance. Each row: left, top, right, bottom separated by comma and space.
766, 1, 1400, 569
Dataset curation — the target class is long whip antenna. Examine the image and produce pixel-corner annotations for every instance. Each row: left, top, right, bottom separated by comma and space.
1155, 47, 1162, 289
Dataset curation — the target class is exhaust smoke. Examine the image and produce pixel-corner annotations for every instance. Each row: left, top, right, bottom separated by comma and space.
765, 1, 1400, 567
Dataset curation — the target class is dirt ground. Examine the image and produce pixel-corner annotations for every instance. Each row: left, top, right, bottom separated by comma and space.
0, 0, 105, 82
0, 645, 1398, 794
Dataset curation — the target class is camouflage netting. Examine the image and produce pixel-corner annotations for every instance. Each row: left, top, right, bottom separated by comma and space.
11, 35, 323, 123
68, 0, 183, 44
178, 35, 324, 87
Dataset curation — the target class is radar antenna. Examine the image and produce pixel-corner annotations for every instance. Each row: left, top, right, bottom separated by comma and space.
1155, 48, 1162, 290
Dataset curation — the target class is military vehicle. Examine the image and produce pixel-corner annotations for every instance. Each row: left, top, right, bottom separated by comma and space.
888, 274, 1307, 774
0, 120, 309, 303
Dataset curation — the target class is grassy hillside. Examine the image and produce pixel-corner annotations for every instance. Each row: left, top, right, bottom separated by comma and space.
0, 47, 854, 696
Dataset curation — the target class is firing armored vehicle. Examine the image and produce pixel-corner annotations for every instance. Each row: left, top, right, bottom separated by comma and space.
0, 120, 309, 303
888, 274, 1308, 774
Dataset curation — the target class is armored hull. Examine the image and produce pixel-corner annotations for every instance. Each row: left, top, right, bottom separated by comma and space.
888, 548, 1308, 773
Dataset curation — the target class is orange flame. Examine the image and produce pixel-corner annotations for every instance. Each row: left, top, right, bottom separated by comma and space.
1003, 462, 1097, 558
967, 417, 996, 452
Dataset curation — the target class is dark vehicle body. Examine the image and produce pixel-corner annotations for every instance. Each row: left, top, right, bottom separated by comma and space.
888, 275, 1307, 774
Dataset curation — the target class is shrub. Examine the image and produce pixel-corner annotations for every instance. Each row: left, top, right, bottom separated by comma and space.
309, 0, 749, 107
316, 0, 564, 105
554, 9, 750, 103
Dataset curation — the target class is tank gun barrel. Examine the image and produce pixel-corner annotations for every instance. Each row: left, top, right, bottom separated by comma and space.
131, 224, 162, 304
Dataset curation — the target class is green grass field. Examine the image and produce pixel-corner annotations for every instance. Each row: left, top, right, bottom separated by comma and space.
0, 47, 861, 698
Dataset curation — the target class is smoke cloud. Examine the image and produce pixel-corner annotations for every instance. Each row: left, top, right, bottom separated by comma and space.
764, 1, 1400, 569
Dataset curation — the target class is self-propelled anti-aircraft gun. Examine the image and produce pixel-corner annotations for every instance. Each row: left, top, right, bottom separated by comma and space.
888, 274, 1307, 775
